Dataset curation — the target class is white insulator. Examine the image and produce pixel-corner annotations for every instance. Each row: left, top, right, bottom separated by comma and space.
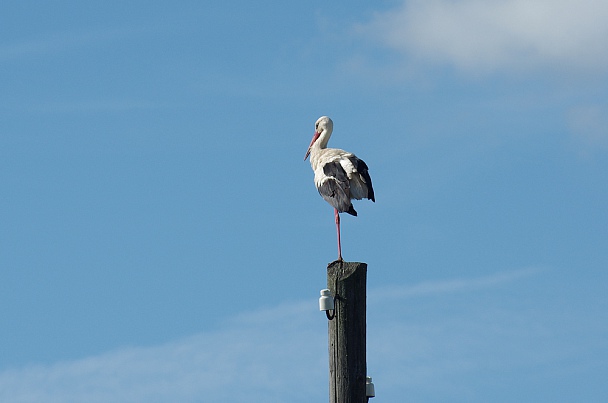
319, 289, 334, 311
366, 376, 375, 398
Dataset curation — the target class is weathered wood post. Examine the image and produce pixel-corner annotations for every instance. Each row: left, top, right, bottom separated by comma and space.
327, 260, 367, 403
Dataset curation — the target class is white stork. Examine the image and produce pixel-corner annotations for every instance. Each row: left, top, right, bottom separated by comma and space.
304, 116, 375, 261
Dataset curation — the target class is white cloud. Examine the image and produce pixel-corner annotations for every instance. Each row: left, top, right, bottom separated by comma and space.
34, 100, 160, 114
0, 302, 327, 403
0, 26, 151, 62
358, 0, 608, 73
369, 266, 541, 301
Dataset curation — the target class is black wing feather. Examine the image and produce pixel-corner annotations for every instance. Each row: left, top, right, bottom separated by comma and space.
351, 157, 375, 202
319, 161, 357, 216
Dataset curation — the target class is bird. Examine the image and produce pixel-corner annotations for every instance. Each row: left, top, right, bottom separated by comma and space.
304, 116, 375, 261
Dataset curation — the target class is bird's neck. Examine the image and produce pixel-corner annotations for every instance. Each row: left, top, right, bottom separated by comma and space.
309, 134, 331, 168
309, 142, 321, 168
316, 129, 331, 149
308, 128, 332, 168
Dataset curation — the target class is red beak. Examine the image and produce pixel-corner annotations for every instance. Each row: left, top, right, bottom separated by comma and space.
304, 132, 320, 160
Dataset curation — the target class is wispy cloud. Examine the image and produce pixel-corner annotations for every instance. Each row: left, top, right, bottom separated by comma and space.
567, 104, 608, 154
0, 301, 327, 403
0, 26, 151, 62
0, 99, 163, 119
34, 99, 161, 114
370, 267, 542, 301
1, 268, 604, 402
357, 0, 608, 74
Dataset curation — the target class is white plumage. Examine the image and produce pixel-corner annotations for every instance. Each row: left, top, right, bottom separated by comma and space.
304, 116, 375, 261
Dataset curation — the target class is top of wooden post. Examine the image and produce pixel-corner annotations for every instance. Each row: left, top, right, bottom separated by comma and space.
327, 261, 367, 280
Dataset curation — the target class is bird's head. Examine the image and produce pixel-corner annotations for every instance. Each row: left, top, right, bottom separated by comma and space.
315, 116, 333, 135
305, 116, 334, 160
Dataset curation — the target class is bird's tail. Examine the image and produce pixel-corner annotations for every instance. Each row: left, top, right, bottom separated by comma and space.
345, 205, 357, 216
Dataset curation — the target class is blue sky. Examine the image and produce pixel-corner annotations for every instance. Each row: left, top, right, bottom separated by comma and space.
1, 0, 607, 401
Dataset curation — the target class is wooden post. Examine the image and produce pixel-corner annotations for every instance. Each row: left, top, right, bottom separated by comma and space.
327, 261, 367, 403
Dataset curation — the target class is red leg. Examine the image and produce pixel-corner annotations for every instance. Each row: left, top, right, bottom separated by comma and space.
334, 208, 343, 261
